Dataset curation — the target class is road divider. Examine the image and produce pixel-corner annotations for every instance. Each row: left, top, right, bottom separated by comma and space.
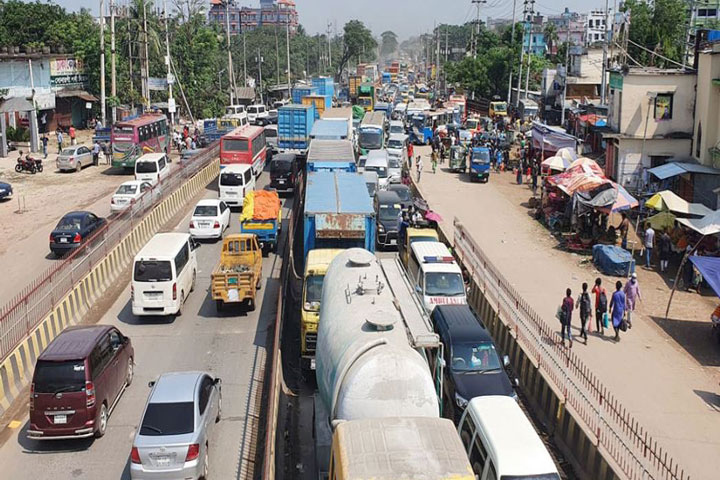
0, 146, 220, 416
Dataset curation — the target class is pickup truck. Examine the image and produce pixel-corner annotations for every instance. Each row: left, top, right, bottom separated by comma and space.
240, 190, 282, 254
211, 234, 263, 311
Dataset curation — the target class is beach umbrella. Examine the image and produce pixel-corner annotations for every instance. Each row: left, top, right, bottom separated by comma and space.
542, 155, 572, 171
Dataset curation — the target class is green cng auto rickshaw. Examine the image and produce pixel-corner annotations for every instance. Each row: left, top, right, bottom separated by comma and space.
449, 145, 467, 173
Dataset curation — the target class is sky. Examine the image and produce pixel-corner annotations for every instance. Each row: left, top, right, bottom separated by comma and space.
54, 0, 608, 39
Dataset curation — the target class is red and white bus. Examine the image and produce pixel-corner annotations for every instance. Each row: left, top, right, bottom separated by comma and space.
219, 125, 267, 176
111, 114, 170, 168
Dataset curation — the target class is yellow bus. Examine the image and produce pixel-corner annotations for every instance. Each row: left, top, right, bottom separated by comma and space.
489, 101, 508, 118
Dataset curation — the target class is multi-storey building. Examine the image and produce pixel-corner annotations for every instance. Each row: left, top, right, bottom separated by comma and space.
208, 0, 299, 35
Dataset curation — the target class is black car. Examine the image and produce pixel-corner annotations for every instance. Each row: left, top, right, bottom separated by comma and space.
0, 181, 12, 200
269, 153, 298, 194
432, 305, 515, 421
374, 190, 403, 249
49, 211, 107, 257
387, 184, 413, 210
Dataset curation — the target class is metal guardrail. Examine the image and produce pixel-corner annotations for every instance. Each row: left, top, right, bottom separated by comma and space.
0, 144, 220, 363
453, 219, 688, 480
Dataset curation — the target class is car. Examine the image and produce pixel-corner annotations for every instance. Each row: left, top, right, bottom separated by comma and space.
111, 180, 158, 213
375, 190, 403, 249
56, 145, 94, 172
387, 184, 413, 209
264, 125, 278, 153
269, 153, 298, 194
131, 371, 222, 480
247, 104, 269, 125
189, 199, 231, 239
0, 180, 13, 200
49, 211, 107, 257
28, 325, 134, 440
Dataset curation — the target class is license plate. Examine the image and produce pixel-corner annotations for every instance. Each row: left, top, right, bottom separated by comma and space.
278, 179, 285, 184
199, 222, 211, 228
390, 239, 397, 245
59, 238, 68, 243
54, 414, 67, 424
156, 456, 171, 467
310, 358, 316, 370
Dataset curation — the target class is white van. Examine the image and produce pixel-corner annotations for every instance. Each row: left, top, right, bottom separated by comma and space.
218, 164, 255, 208
132, 233, 198, 317
459, 396, 561, 480
364, 149, 390, 190
389, 119, 405, 135
407, 241, 467, 313
134, 153, 170, 186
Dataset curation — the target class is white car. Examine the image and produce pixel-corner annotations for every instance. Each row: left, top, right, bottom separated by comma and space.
111, 180, 158, 213
189, 199, 231, 239
247, 104, 270, 125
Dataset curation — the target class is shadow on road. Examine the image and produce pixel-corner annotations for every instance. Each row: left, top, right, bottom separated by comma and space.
650, 315, 720, 367
694, 389, 720, 412
16, 420, 95, 454
116, 299, 178, 326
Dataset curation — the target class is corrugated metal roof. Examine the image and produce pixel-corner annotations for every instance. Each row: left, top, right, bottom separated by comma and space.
648, 162, 720, 180
307, 139, 354, 164
305, 171, 373, 215
310, 120, 348, 139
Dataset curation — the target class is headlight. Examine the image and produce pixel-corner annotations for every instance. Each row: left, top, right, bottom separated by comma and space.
378, 224, 385, 233
455, 393, 469, 409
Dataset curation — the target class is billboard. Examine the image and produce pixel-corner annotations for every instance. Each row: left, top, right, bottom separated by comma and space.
50, 57, 88, 88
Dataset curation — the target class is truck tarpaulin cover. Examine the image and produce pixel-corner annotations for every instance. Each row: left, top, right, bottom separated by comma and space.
689, 256, 720, 298
531, 121, 577, 154
240, 190, 281, 222
592, 244, 635, 276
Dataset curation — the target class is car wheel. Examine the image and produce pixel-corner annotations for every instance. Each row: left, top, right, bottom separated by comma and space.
216, 394, 222, 423
247, 298, 256, 312
95, 403, 108, 438
176, 292, 184, 317
126, 358, 134, 386
76, 162, 81, 173
215, 300, 223, 312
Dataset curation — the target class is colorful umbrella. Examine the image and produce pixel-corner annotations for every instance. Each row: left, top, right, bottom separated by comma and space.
556, 147, 579, 161
542, 155, 572, 171
425, 210, 443, 222
646, 211, 677, 231
566, 157, 605, 177
597, 184, 639, 213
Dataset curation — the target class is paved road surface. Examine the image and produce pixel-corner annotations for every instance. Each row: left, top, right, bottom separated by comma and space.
413, 146, 719, 480
0, 173, 284, 479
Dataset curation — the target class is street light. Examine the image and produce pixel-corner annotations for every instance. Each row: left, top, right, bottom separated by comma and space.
256, 52, 264, 104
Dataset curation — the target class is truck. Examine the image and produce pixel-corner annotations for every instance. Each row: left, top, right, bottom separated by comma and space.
373, 101, 391, 119
239, 190, 282, 254
320, 107, 354, 144
348, 75, 362, 101
306, 139, 356, 173
357, 83, 375, 112
277, 104, 315, 154
302, 94, 331, 119
381, 71, 392, 84
312, 76, 335, 98
211, 234, 263, 312
309, 119, 349, 141
313, 248, 443, 476
291, 85, 318, 104
303, 171, 375, 260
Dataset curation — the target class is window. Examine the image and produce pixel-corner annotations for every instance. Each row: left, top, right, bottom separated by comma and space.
699, 8, 708, 17
158, 156, 166, 171
709, 9, 718, 17
33, 360, 86, 393
140, 402, 194, 436
223, 139, 249, 152
244, 169, 252, 184
174, 243, 190, 274
654, 93, 673, 121
697, 123, 702, 158
134, 260, 172, 282
198, 376, 213, 415
90, 336, 113, 378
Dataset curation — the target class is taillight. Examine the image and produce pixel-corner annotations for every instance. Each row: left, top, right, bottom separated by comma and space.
172, 283, 177, 301
213, 221, 220, 228
189, 221, 195, 228
73, 233, 82, 243
29, 383, 34, 411
85, 381, 95, 407
49, 234, 53, 243
131, 446, 141, 464
185, 443, 200, 462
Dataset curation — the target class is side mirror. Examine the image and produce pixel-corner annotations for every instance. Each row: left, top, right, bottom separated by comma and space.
213, 378, 222, 386
148, 381, 156, 388
514, 378, 520, 387
415, 285, 422, 294
438, 357, 446, 368
503, 355, 510, 368
190, 239, 199, 251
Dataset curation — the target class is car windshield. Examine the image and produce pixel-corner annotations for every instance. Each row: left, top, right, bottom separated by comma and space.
365, 165, 387, 178
388, 140, 403, 149
136, 161, 157, 173
304, 274, 324, 310
451, 342, 502, 373
194, 205, 218, 217
140, 402, 194, 436
271, 160, 292, 173
472, 151, 491, 164
116, 184, 138, 195
33, 360, 86, 393
359, 130, 383, 150
390, 188, 411, 202
388, 157, 400, 169
379, 204, 401, 221
249, 107, 259, 114
223, 139, 249, 152
424, 272, 465, 296
61, 148, 77, 156
56, 216, 83, 231
390, 126, 404, 134
134, 260, 172, 282
220, 172, 244, 186
466, 120, 478, 130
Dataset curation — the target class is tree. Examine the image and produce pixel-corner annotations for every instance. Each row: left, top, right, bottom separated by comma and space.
622, 0, 687, 67
337, 20, 377, 76
380, 30, 398, 58
543, 22, 559, 58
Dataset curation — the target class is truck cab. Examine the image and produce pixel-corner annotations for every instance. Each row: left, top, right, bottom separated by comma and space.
211, 234, 263, 311
399, 226, 439, 268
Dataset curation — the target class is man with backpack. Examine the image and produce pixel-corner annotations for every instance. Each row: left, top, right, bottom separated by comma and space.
592, 277, 607, 335
560, 288, 574, 348
576, 282, 592, 343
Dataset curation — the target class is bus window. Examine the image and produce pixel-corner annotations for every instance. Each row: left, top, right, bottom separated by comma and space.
224, 139, 249, 151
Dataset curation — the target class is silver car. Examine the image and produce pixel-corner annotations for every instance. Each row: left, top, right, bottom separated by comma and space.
131, 372, 222, 480
57, 145, 94, 172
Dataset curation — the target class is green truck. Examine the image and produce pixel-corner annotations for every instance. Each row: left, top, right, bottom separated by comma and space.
357, 83, 375, 112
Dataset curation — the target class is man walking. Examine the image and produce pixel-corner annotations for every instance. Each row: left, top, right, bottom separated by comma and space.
69, 125, 76, 145
610, 281, 626, 341
560, 288, 574, 347
92, 141, 101, 166
56, 129, 63, 153
592, 278, 607, 335
623, 272, 641, 328
416, 156, 423, 182
41, 134, 48, 158
618, 212, 630, 250
643, 222, 655, 268
576, 282, 592, 343
659, 229, 672, 272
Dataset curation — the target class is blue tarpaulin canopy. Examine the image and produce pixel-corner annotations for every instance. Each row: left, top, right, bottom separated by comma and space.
592, 244, 636, 276
689, 256, 720, 298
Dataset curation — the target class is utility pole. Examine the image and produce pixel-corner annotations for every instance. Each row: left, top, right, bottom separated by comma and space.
516, 0, 528, 106
560, 23, 571, 126
286, 19, 292, 98
110, 0, 116, 123
128, 0, 133, 99
243, 31, 247, 87
506, 0, 517, 104
327, 21, 333, 72
524, 0, 535, 101
445, 24, 449, 96
435, 22, 440, 88
275, 25, 281, 85
257, 49, 263, 104
142, 0, 150, 108
224, 0, 235, 105
600, 0, 610, 104
163, 0, 174, 125
471, 0, 485, 59
100, 0, 106, 125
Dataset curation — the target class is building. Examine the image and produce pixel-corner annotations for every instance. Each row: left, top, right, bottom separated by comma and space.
208, 0, 299, 35
693, 2, 720, 29
603, 68, 696, 190
585, 9, 608, 46
523, 14, 547, 56
546, 8, 586, 47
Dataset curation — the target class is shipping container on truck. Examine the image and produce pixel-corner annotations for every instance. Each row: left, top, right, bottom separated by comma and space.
381, 72, 392, 84
302, 95, 331, 119
321, 107, 354, 144
310, 119, 350, 141
348, 75, 362, 100
303, 172, 375, 261
306, 139, 356, 173
277, 104, 315, 154
312, 76, 335, 98
292, 85, 318, 104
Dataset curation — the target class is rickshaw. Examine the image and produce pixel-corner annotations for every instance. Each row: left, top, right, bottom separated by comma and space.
449, 145, 467, 173
440, 135, 453, 161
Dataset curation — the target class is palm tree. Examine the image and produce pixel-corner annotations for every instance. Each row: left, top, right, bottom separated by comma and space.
543, 22, 559, 56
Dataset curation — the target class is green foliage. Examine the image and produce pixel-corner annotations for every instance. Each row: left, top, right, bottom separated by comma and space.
337, 20, 377, 76
622, 0, 687, 67
380, 31, 398, 58
5, 125, 29, 142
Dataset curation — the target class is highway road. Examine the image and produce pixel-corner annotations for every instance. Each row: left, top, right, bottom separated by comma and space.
0, 172, 286, 479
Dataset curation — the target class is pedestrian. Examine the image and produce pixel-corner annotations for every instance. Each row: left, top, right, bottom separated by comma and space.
609, 281, 626, 341
643, 222, 655, 268
185, 135, 192, 151
623, 272, 641, 328
516, 163, 523, 184
416, 156, 423, 182
591, 277, 607, 335
92, 141, 100, 166
408, 143, 414, 165
659, 229, 672, 272
56, 129, 63, 153
559, 288, 574, 347
41, 134, 48, 158
576, 282, 591, 343
531, 161, 539, 195
431, 150, 438, 173
618, 212, 630, 250
69, 125, 76, 145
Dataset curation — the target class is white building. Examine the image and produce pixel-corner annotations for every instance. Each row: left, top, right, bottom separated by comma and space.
585, 9, 607, 46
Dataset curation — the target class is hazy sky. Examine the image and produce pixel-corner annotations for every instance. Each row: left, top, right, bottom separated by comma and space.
54, 0, 608, 39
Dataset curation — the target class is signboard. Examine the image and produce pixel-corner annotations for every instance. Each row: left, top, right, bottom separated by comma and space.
168, 98, 176, 113
148, 77, 168, 91
609, 71, 623, 91
49, 57, 88, 88
654, 94, 673, 121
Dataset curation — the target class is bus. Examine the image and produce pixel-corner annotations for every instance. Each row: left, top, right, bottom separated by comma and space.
489, 101, 508, 118
358, 111, 386, 154
111, 114, 170, 168
219, 125, 268, 176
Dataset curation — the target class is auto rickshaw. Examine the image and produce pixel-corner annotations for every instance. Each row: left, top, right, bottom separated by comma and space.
449, 145, 467, 173
440, 136, 453, 161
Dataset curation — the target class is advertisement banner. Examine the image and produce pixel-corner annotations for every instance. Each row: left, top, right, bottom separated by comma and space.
148, 77, 168, 91
49, 57, 88, 88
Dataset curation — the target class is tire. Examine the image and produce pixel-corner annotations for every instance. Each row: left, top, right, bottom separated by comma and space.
201, 445, 209, 480
190, 271, 196, 292
76, 162, 81, 173
95, 403, 108, 438
36, 164, 43, 172
247, 298, 256, 312
30, 165, 36, 174
216, 394, 222, 423
14, 164, 22, 173
176, 292, 184, 317
126, 358, 134, 386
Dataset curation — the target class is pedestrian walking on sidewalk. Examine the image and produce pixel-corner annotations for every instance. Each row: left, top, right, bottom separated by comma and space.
408, 143, 414, 166
41, 134, 48, 158
560, 288, 574, 347
576, 282, 591, 343
618, 212, 630, 250
643, 223, 655, 268
623, 273, 641, 328
610, 281, 626, 341
416, 156, 423, 182
659, 229, 672, 272
431, 150, 438, 173
592, 278, 607, 335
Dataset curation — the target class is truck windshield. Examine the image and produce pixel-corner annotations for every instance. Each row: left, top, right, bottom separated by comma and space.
390, 125, 404, 134
424, 272, 464, 297
451, 342, 502, 373
466, 120, 478, 130
359, 130, 383, 150
364, 165, 387, 178
379, 204, 401, 221
304, 274, 324, 310
33, 360, 86, 393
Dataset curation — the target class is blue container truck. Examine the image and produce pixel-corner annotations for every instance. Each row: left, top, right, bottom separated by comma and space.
292, 85, 319, 104
278, 104, 316, 153
381, 72, 392, 84
306, 140, 356, 173
310, 119, 350, 141
303, 171, 376, 259
374, 101, 391, 119
312, 77, 335, 98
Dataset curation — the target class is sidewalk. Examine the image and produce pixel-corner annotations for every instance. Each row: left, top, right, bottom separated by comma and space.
414, 146, 719, 480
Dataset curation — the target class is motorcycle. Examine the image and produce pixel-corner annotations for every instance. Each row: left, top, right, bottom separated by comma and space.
15, 154, 43, 174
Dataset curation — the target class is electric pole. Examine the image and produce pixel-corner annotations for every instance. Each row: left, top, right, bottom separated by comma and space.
600, 0, 610, 104
257, 49, 263, 104
163, 0, 174, 125
471, 0, 485, 59
275, 25, 281, 85
110, 0, 116, 123
516, 0, 528, 107
100, 0, 106, 125
243, 31, 247, 87
286, 19, 292, 98
327, 21, 333, 72
524, 0, 535, 101
224, 0, 235, 105
560, 22, 571, 125
142, 0, 150, 108
506, 0, 517, 104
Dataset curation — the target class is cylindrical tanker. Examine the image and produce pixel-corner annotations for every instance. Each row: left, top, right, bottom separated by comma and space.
315, 248, 439, 423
